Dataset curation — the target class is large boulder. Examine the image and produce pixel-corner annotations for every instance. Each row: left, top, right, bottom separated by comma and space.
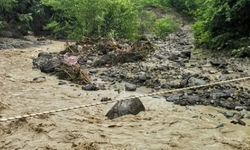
106, 98, 145, 119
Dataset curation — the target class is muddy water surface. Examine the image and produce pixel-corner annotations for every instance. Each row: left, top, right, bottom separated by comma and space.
0, 41, 250, 150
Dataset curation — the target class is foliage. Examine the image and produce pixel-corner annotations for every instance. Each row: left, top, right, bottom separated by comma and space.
158, 0, 202, 17
153, 15, 179, 37
42, 0, 138, 40
137, 10, 157, 35
193, 0, 250, 57
0, 0, 52, 35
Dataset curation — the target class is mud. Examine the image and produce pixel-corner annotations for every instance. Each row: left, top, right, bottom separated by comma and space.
0, 41, 250, 150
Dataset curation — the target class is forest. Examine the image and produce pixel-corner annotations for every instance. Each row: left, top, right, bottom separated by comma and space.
0, 0, 249, 57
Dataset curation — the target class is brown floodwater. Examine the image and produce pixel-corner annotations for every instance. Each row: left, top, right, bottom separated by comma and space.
0, 41, 250, 150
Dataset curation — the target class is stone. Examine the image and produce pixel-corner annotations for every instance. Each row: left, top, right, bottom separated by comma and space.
180, 50, 191, 58
235, 106, 244, 111
101, 97, 112, 102
32, 76, 46, 83
89, 69, 98, 74
58, 81, 67, 85
105, 98, 145, 119
185, 95, 200, 105
125, 83, 137, 91
40, 57, 61, 73
82, 84, 99, 91
187, 77, 206, 86
165, 94, 180, 102
221, 112, 235, 118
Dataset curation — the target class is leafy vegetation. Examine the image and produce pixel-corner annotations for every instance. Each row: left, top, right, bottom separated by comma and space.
154, 15, 179, 37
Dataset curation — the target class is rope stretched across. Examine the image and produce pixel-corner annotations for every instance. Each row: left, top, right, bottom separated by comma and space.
1, 76, 250, 122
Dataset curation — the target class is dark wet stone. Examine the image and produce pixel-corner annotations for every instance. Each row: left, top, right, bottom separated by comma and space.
184, 95, 200, 105
33, 52, 61, 73
174, 99, 188, 106
237, 119, 246, 126
40, 57, 61, 73
221, 112, 235, 118
165, 94, 180, 102
58, 81, 67, 85
33, 76, 46, 82
82, 84, 99, 91
180, 50, 191, 58
78, 57, 88, 65
89, 69, 98, 74
101, 97, 112, 102
221, 70, 230, 74
105, 98, 145, 119
125, 83, 137, 91
210, 59, 228, 68
220, 101, 235, 109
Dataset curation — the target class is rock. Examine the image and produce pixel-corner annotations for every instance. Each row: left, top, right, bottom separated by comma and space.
187, 77, 206, 86
125, 83, 137, 91
174, 99, 188, 106
82, 84, 99, 91
235, 106, 244, 111
221, 112, 235, 118
231, 119, 246, 126
220, 101, 235, 109
40, 57, 61, 73
210, 59, 228, 68
237, 119, 246, 126
180, 50, 191, 58
165, 94, 180, 102
215, 122, 225, 129
89, 69, 98, 74
58, 81, 67, 85
33, 52, 61, 73
184, 95, 200, 105
138, 73, 147, 82
32, 76, 46, 83
105, 98, 145, 119
101, 97, 112, 102
169, 79, 181, 88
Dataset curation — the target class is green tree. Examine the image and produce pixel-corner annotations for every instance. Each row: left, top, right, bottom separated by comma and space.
193, 0, 250, 57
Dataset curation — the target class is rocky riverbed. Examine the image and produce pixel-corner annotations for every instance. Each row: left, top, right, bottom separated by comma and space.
1, 24, 250, 149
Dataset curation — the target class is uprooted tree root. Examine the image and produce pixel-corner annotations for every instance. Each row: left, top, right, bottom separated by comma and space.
55, 63, 91, 85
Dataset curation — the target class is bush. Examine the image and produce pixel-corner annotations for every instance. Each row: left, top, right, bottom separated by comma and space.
153, 15, 179, 37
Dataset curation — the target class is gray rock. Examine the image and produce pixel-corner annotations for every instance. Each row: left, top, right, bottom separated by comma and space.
187, 77, 206, 86
89, 69, 98, 74
33, 76, 46, 83
58, 81, 67, 85
221, 112, 235, 118
165, 94, 180, 102
184, 95, 200, 105
82, 84, 99, 91
101, 97, 112, 102
125, 83, 137, 91
180, 50, 191, 58
235, 106, 244, 111
40, 57, 61, 73
106, 98, 145, 119
215, 122, 225, 129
